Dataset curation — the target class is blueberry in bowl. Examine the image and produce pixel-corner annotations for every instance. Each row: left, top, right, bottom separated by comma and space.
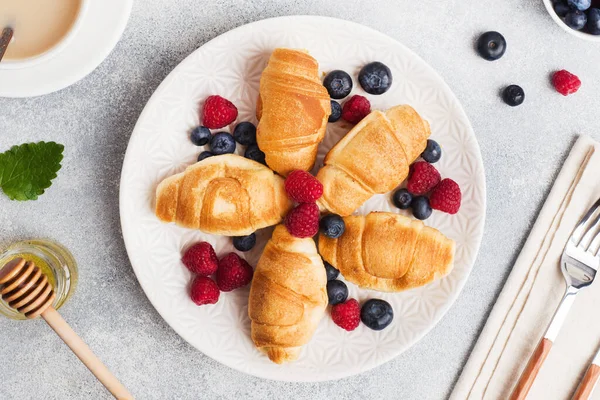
323, 70, 353, 99
327, 280, 348, 305
544, 0, 600, 40
210, 132, 236, 155
358, 62, 392, 95
361, 299, 393, 331
565, 9, 588, 30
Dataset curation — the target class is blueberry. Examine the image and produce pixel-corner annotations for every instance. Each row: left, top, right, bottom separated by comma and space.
233, 122, 256, 146
392, 188, 413, 210
412, 196, 432, 220
244, 144, 266, 164
476, 31, 506, 61
502, 85, 525, 107
358, 62, 393, 95
324, 262, 340, 281
565, 10, 587, 30
554, 1, 571, 17
360, 299, 393, 331
233, 233, 256, 252
197, 151, 214, 162
320, 214, 345, 238
209, 132, 236, 155
421, 139, 442, 163
329, 100, 342, 123
190, 126, 211, 146
323, 70, 353, 99
568, 0, 591, 11
587, 8, 600, 34
327, 280, 348, 305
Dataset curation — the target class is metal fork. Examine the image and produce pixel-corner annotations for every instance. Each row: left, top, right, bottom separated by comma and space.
510, 198, 600, 400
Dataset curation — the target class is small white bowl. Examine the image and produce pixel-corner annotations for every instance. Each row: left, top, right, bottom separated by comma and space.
542, 0, 600, 42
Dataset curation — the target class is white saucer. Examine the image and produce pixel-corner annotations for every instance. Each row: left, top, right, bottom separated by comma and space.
0, 0, 133, 98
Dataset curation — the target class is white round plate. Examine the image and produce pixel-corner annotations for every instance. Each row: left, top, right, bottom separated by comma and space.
0, 0, 133, 98
120, 16, 486, 382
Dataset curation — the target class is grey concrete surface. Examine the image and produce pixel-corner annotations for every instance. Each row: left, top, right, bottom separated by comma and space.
1, 0, 599, 399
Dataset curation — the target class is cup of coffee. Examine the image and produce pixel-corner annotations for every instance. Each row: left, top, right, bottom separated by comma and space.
0, 0, 88, 69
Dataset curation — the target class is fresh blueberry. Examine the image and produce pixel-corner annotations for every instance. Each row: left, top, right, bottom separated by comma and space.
327, 280, 348, 305
233, 122, 257, 146
392, 188, 413, 210
324, 262, 340, 281
320, 214, 345, 239
421, 139, 442, 163
233, 233, 256, 252
568, 0, 591, 11
358, 62, 393, 95
502, 85, 525, 107
412, 196, 432, 220
244, 144, 266, 164
587, 8, 600, 34
329, 100, 342, 123
360, 299, 394, 331
197, 151, 214, 162
190, 126, 211, 146
554, 1, 571, 17
565, 10, 587, 30
209, 132, 236, 155
323, 70, 353, 99
476, 31, 507, 61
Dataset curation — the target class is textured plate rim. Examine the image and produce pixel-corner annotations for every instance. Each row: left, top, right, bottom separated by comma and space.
119, 15, 487, 382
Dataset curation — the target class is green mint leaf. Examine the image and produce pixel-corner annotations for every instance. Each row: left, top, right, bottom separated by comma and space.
0, 142, 64, 201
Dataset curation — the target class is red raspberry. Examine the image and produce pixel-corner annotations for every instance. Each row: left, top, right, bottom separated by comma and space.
407, 162, 441, 195
284, 170, 323, 202
182, 242, 218, 275
190, 276, 220, 305
331, 299, 361, 331
341, 95, 371, 124
429, 178, 462, 214
216, 253, 254, 292
552, 70, 581, 96
284, 203, 320, 238
202, 95, 238, 128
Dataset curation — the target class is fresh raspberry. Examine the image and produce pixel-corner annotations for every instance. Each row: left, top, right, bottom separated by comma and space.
407, 162, 441, 195
552, 70, 581, 96
284, 170, 323, 202
216, 253, 254, 292
284, 203, 320, 238
331, 299, 361, 331
202, 95, 238, 128
429, 178, 462, 214
182, 242, 218, 275
190, 276, 220, 306
341, 95, 371, 124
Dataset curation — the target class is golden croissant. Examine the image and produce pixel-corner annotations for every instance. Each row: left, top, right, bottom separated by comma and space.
248, 225, 328, 364
256, 48, 331, 176
319, 212, 455, 292
317, 105, 431, 216
155, 154, 293, 236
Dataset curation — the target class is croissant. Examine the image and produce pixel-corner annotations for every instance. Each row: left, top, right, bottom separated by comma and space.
319, 212, 455, 292
248, 225, 327, 364
317, 105, 431, 216
256, 48, 331, 176
155, 154, 293, 236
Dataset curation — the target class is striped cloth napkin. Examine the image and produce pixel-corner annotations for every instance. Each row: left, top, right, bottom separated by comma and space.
451, 136, 600, 399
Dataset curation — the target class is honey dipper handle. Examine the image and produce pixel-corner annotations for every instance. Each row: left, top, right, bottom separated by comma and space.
41, 307, 133, 399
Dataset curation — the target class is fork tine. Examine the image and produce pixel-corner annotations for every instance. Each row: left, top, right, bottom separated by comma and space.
580, 213, 600, 252
572, 198, 600, 245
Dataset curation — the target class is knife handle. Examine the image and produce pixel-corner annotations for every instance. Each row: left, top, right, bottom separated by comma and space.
572, 364, 600, 400
509, 338, 553, 400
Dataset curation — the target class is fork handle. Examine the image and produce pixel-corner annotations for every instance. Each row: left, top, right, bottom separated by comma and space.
572, 364, 600, 400
510, 338, 553, 400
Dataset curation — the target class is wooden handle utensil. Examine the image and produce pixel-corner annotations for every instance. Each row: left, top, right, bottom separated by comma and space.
0, 258, 133, 399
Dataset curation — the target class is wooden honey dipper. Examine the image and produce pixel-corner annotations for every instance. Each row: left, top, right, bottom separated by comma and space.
0, 258, 133, 399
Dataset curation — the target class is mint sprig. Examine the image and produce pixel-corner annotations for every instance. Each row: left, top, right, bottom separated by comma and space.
0, 142, 64, 201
